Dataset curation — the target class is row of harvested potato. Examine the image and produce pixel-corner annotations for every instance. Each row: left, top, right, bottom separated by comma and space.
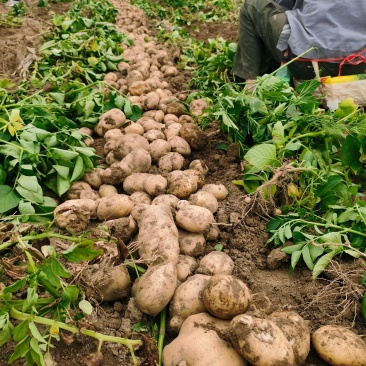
52, 0, 366, 364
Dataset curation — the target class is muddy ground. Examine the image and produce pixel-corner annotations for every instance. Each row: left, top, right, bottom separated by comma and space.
0, 0, 365, 365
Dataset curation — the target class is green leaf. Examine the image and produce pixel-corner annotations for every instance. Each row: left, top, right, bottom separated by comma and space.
53, 165, 70, 179
272, 121, 285, 148
23, 287, 38, 312
312, 251, 338, 279
62, 285, 79, 307
8, 335, 31, 363
70, 156, 84, 182
56, 175, 71, 196
341, 134, 362, 173
0, 320, 13, 346
19, 201, 36, 216
13, 320, 29, 342
51, 148, 79, 161
16, 176, 43, 203
282, 243, 305, 254
302, 245, 314, 270
3, 277, 27, 294
30, 337, 46, 366
244, 144, 277, 170
49, 93, 65, 105
62, 241, 103, 262
0, 185, 21, 213
290, 250, 302, 272
0, 144, 22, 159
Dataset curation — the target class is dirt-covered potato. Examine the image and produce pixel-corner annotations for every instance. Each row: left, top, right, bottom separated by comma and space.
129, 189, 151, 203
104, 128, 123, 142
84, 264, 131, 302
97, 194, 134, 220
166, 101, 187, 116
184, 169, 205, 189
135, 262, 177, 316
137, 116, 162, 132
167, 170, 197, 199
54, 199, 98, 233
82, 168, 104, 189
312, 325, 366, 366
149, 139, 171, 161
203, 274, 251, 319
175, 204, 214, 233
143, 129, 165, 142
190, 98, 208, 117
103, 215, 138, 242
204, 224, 221, 241
79, 190, 100, 201
188, 190, 218, 213
176, 255, 198, 282
202, 183, 229, 201
179, 123, 209, 151
169, 274, 211, 331
179, 312, 231, 335
189, 159, 209, 176
168, 136, 191, 156
137, 205, 179, 265
151, 194, 180, 211
123, 173, 167, 196
230, 315, 295, 366
163, 326, 246, 366
94, 109, 126, 137
164, 113, 179, 125
102, 148, 152, 185
178, 229, 206, 257
66, 181, 93, 200
268, 311, 310, 365
158, 152, 185, 173
196, 251, 234, 275
143, 109, 164, 123
178, 114, 193, 124
164, 122, 181, 139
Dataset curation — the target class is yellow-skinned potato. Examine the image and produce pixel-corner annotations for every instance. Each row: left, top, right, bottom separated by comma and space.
203, 274, 251, 319
94, 109, 126, 137
169, 274, 211, 331
168, 136, 191, 156
151, 194, 180, 211
149, 139, 171, 161
66, 181, 93, 200
99, 184, 118, 198
158, 152, 184, 173
178, 229, 206, 257
135, 262, 177, 316
196, 251, 234, 275
189, 159, 209, 176
124, 122, 144, 135
163, 326, 247, 366
268, 311, 310, 365
167, 170, 197, 199
175, 204, 214, 233
230, 315, 295, 366
143, 129, 165, 142
312, 325, 366, 366
202, 183, 229, 201
188, 190, 218, 213
97, 194, 134, 220
176, 255, 198, 282
129, 191, 152, 205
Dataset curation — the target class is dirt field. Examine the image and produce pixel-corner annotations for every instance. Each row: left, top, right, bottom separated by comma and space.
0, 0, 365, 365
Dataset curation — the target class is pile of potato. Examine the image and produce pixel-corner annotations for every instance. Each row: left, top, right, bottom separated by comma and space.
52, 0, 366, 364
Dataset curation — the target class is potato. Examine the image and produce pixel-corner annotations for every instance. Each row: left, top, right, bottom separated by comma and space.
79, 190, 100, 201
158, 152, 184, 173
104, 128, 123, 141
267, 311, 310, 365
95, 109, 126, 137
204, 224, 220, 241
169, 274, 211, 331
164, 113, 179, 125
123, 173, 167, 196
163, 326, 247, 366
141, 91, 160, 110
164, 122, 182, 139
97, 194, 134, 220
104, 72, 118, 83
203, 274, 251, 319
176, 205, 214, 233
163, 66, 178, 77
230, 315, 295, 366
167, 170, 197, 199
178, 229, 206, 257
130, 203, 150, 222
189, 159, 209, 176
103, 215, 138, 242
129, 81, 151, 96
137, 205, 179, 265
129, 191, 152, 205
312, 325, 366, 366
54, 199, 98, 233
137, 116, 162, 132
82, 168, 104, 189
176, 255, 198, 282
143, 129, 165, 142
143, 109, 165, 123
179, 312, 231, 335
84, 264, 131, 302
99, 184, 118, 198
124, 122, 144, 135
117, 61, 130, 75
149, 139, 171, 161
151, 194, 179, 211
123, 173, 150, 194
190, 98, 208, 116
168, 136, 191, 156
188, 190, 218, 213
202, 183, 229, 201
246, 292, 274, 318
135, 262, 177, 316
66, 182, 93, 200
178, 114, 193, 124
184, 169, 205, 189
126, 70, 143, 86
102, 148, 152, 185
179, 123, 209, 151
196, 251, 234, 275
143, 174, 168, 196
78, 127, 93, 137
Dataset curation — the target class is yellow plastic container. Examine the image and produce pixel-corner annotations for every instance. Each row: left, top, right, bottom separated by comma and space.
322, 75, 359, 84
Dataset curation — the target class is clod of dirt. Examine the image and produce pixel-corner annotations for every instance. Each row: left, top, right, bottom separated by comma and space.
80, 351, 104, 366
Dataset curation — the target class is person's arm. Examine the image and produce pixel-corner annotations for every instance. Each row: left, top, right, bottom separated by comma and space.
275, 0, 296, 11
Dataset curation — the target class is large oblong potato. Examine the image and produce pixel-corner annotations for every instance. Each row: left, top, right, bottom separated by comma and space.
203, 274, 251, 319
312, 325, 366, 366
175, 205, 214, 233
268, 311, 310, 365
97, 194, 134, 220
229, 315, 295, 366
135, 262, 177, 316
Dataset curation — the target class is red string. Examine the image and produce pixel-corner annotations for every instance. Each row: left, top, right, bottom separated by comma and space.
290, 47, 366, 76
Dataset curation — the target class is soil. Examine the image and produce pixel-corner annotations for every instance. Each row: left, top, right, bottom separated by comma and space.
0, 0, 365, 365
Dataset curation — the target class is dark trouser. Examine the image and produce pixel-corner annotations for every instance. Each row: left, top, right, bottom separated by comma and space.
233, 0, 366, 81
